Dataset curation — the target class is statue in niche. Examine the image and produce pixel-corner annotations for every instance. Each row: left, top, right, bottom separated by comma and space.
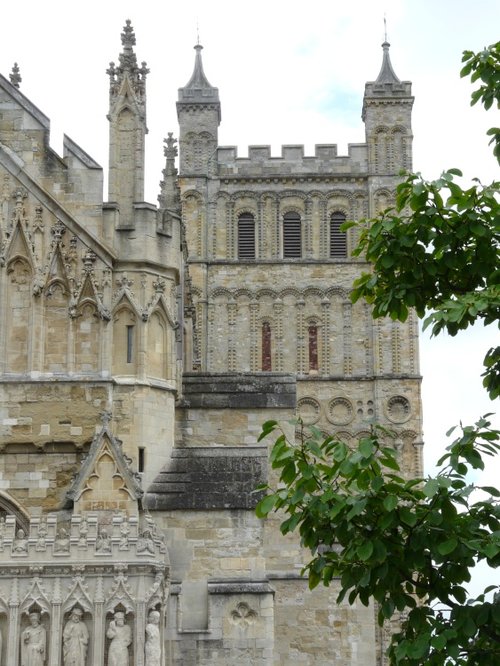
78, 518, 88, 547
63, 607, 89, 666
21, 611, 46, 666
145, 610, 161, 666
13, 528, 28, 553
54, 527, 70, 553
137, 530, 155, 554
119, 519, 130, 551
96, 528, 111, 553
106, 611, 132, 666
36, 523, 47, 551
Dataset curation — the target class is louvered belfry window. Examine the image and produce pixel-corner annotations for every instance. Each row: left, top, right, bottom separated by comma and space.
330, 211, 347, 258
283, 212, 302, 258
237, 213, 256, 259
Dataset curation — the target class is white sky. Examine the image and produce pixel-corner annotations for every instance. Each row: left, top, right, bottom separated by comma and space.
1, 0, 498, 489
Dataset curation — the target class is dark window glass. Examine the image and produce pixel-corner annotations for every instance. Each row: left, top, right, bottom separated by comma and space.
126, 325, 134, 363
308, 324, 318, 371
262, 322, 272, 371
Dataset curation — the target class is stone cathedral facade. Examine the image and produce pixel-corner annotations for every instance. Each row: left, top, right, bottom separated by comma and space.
0, 21, 422, 666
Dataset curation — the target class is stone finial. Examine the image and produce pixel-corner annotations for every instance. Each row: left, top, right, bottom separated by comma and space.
163, 133, 178, 161
9, 62, 21, 89
107, 20, 149, 102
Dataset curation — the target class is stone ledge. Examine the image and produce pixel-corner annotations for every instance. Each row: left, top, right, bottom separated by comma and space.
145, 446, 267, 511
182, 373, 296, 409
208, 580, 274, 595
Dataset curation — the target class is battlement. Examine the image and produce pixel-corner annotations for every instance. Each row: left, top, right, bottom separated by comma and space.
217, 143, 368, 177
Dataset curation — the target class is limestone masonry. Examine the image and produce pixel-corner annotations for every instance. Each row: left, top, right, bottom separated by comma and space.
0, 20, 422, 665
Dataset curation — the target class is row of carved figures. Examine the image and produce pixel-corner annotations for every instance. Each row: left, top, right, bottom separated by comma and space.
4, 607, 160, 666
0, 514, 165, 557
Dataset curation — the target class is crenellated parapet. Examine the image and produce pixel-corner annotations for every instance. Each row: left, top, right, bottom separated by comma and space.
217, 143, 368, 177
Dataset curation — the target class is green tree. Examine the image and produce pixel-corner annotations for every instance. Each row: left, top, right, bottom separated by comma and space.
256, 42, 500, 665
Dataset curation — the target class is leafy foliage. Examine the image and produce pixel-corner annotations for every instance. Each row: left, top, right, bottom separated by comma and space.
461, 41, 500, 161
256, 418, 500, 665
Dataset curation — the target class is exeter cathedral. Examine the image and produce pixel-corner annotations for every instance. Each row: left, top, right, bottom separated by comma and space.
0, 20, 422, 665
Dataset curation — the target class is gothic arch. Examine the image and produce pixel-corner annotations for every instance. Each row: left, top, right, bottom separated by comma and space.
112, 303, 138, 375
0, 491, 30, 532
147, 308, 169, 380
5, 256, 33, 373
74, 302, 100, 374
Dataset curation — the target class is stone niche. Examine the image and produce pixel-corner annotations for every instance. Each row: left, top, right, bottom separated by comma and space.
0, 418, 169, 665
0, 510, 168, 665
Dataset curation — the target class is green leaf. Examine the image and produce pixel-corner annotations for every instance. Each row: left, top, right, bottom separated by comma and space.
383, 495, 398, 512
358, 541, 374, 561
437, 538, 458, 555
255, 494, 277, 518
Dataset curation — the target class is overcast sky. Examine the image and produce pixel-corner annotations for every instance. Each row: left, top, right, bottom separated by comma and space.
1, 0, 498, 491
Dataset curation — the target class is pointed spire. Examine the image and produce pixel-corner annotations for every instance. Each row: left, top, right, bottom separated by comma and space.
178, 44, 220, 106
9, 62, 21, 89
375, 41, 401, 85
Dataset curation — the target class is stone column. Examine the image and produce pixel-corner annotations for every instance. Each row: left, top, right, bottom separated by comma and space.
227, 299, 237, 372
343, 302, 352, 376
93, 576, 105, 666
7, 576, 20, 665
321, 297, 330, 375
296, 299, 305, 375
249, 302, 259, 372
273, 299, 283, 371
49, 578, 63, 666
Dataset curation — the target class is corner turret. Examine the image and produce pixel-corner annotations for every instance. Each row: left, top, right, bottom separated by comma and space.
107, 20, 149, 227
362, 41, 414, 176
177, 44, 221, 175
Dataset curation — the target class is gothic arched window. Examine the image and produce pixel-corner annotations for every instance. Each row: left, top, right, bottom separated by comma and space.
308, 323, 318, 372
330, 211, 347, 258
238, 213, 256, 259
262, 322, 272, 371
283, 212, 301, 258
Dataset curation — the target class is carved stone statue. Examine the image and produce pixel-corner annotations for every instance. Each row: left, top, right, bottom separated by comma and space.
145, 610, 161, 666
13, 528, 28, 553
54, 527, 70, 553
21, 612, 46, 666
96, 528, 111, 553
63, 608, 89, 666
137, 530, 155, 554
36, 523, 47, 551
106, 611, 132, 666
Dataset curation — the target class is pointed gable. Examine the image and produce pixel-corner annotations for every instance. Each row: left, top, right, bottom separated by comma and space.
67, 415, 143, 517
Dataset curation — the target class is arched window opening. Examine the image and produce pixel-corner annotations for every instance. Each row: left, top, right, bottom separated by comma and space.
262, 322, 272, 371
308, 324, 318, 372
330, 212, 347, 258
283, 212, 301, 258
238, 213, 256, 259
